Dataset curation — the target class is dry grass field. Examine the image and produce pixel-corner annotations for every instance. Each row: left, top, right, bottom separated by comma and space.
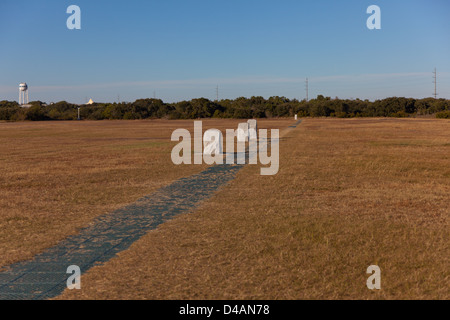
54, 118, 449, 300
1, 118, 448, 300
0, 119, 289, 269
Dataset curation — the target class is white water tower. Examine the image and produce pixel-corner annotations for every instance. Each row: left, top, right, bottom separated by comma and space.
19, 83, 29, 105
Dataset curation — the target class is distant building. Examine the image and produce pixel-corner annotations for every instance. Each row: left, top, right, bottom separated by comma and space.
86, 99, 94, 105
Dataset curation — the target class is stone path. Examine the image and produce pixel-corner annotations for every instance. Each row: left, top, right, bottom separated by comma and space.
0, 164, 244, 300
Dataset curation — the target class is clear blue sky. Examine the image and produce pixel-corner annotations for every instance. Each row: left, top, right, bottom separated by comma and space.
1, 0, 449, 103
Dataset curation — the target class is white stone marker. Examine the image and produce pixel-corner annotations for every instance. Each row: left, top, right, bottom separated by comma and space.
237, 123, 249, 142
248, 119, 258, 141
295, 114, 298, 120
203, 129, 223, 157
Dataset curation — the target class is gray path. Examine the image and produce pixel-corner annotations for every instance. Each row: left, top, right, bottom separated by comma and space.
289, 120, 303, 128
0, 164, 244, 300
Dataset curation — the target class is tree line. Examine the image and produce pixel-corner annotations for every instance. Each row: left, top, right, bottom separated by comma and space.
1, 96, 449, 121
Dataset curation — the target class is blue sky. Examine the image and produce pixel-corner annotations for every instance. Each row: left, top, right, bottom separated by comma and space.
0, 0, 449, 103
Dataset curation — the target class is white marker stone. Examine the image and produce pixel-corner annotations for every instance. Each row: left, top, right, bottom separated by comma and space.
203, 129, 223, 156
237, 123, 249, 142
248, 119, 258, 141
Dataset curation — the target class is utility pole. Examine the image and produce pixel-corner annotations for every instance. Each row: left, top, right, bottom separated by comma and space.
216, 85, 219, 101
433, 68, 438, 99
154, 91, 156, 99
305, 78, 309, 102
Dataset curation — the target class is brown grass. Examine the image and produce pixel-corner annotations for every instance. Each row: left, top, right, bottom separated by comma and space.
1, 118, 448, 299
54, 118, 449, 300
0, 119, 289, 268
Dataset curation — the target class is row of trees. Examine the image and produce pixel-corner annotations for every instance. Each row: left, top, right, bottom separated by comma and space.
1, 96, 449, 121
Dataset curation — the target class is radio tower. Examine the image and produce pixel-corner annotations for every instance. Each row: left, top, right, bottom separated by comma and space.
433, 68, 438, 99
216, 85, 219, 101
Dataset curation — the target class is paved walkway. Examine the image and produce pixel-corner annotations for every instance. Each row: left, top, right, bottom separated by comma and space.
0, 120, 302, 300
0, 164, 244, 300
